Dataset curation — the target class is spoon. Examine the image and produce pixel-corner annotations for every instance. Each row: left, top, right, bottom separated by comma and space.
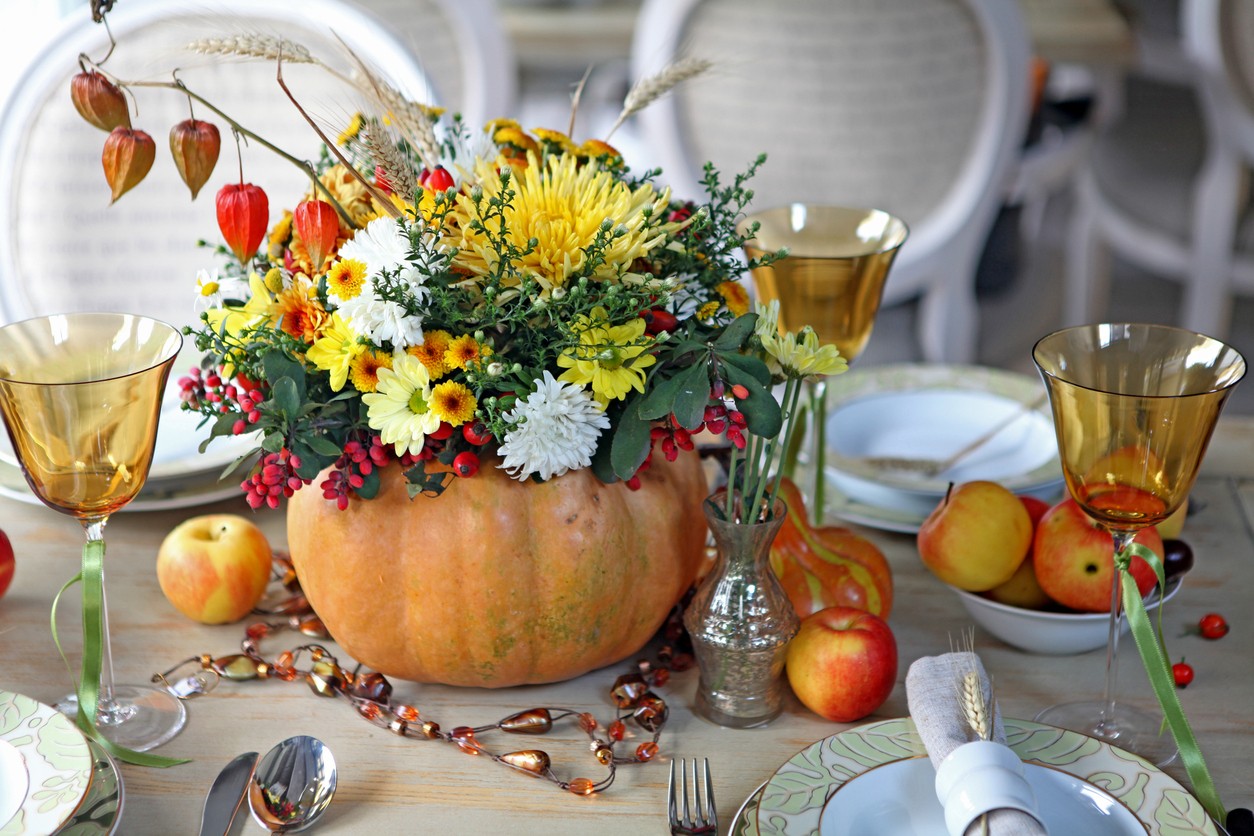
248, 735, 337, 833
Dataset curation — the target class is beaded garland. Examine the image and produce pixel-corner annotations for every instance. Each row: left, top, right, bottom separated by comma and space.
154, 555, 690, 795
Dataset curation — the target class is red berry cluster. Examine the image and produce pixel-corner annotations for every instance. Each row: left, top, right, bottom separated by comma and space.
242, 449, 311, 509
319, 434, 394, 510
177, 367, 267, 435
625, 380, 748, 490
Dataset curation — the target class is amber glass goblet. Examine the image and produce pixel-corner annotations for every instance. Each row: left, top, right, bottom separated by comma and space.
741, 205, 908, 522
1033, 323, 1245, 765
0, 312, 186, 751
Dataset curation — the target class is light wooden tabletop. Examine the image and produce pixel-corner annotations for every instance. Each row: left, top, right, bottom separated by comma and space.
2, 417, 1251, 835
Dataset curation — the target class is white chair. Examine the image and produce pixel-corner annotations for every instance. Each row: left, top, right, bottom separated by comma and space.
1064, 0, 1254, 339
0, 0, 433, 333
629, 0, 1033, 363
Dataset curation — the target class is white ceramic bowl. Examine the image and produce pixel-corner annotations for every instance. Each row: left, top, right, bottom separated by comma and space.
949, 578, 1184, 655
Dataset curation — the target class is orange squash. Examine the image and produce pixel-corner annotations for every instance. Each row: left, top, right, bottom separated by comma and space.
769, 479, 894, 618
286, 450, 707, 688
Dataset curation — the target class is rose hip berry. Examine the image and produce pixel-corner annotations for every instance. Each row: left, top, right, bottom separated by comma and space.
1173, 658, 1194, 688
1198, 613, 1229, 640
452, 450, 480, 478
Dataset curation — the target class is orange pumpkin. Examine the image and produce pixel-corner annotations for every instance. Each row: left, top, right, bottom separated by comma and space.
769, 479, 893, 618
286, 450, 707, 688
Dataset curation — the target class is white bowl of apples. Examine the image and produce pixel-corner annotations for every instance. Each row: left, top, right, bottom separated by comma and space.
919, 482, 1192, 655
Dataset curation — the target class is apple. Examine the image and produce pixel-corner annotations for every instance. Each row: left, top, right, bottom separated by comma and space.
0, 528, 13, 601
157, 514, 273, 624
917, 481, 1033, 592
984, 495, 1054, 609
785, 606, 897, 722
1156, 497, 1189, 540
1032, 498, 1161, 613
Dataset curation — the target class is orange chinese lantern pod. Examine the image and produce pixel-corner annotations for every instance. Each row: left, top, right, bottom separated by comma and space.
293, 199, 339, 270
71, 71, 130, 132
169, 119, 221, 200
101, 127, 155, 204
216, 182, 270, 264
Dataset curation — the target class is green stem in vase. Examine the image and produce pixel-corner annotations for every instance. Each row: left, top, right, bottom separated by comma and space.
765, 377, 803, 514
809, 379, 827, 525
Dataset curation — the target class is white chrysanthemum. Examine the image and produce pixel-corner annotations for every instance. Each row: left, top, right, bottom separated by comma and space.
442, 128, 495, 187
337, 217, 411, 281
336, 287, 425, 349
362, 353, 442, 456
497, 371, 610, 481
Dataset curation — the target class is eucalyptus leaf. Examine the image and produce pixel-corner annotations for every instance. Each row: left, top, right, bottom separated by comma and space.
713, 312, 758, 351
610, 397, 652, 479
671, 361, 711, 430
354, 469, 381, 500
728, 373, 783, 438
262, 351, 306, 401
718, 350, 773, 388
304, 434, 342, 457
261, 431, 285, 453
637, 372, 685, 421
273, 377, 301, 421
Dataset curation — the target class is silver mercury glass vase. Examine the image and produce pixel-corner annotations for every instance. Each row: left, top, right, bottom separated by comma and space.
684, 489, 799, 728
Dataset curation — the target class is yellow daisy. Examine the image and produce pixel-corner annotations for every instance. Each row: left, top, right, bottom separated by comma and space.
444, 334, 482, 371
716, 281, 750, 316
306, 312, 366, 391
430, 380, 477, 426
362, 354, 442, 456
349, 349, 393, 393
263, 267, 286, 293
407, 329, 452, 379
754, 301, 847, 380
327, 258, 367, 301
338, 112, 364, 146
557, 307, 656, 406
203, 273, 277, 376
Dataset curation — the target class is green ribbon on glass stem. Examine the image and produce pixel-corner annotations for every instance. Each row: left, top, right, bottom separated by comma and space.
1118, 542, 1222, 821
51, 538, 188, 767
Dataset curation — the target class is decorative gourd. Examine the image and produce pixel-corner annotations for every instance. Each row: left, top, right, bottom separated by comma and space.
286, 450, 708, 688
770, 479, 893, 618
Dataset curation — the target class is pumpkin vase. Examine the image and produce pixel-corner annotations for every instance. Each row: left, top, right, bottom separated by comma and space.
286, 450, 708, 688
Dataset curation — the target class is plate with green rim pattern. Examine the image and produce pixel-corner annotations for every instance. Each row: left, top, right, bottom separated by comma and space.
753, 717, 1218, 836
0, 691, 93, 836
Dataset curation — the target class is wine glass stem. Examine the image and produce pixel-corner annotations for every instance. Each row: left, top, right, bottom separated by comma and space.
1101, 530, 1136, 729
83, 519, 118, 712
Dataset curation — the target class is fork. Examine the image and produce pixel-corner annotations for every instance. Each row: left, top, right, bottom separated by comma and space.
667, 758, 717, 835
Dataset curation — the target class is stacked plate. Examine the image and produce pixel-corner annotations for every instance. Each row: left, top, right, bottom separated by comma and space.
0, 690, 124, 834
821, 364, 1065, 532
731, 716, 1220, 835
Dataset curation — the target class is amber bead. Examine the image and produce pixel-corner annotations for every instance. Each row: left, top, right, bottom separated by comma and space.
306, 672, 340, 697
451, 726, 480, 754
577, 712, 598, 733
356, 701, 384, 721
297, 616, 330, 639
595, 747, 613, 766
611, 673, 647, 708
311, 660, 344, 685
501, 708, 553, 734
500, 749, 551, 776
276, 651, 295, 668
273, 666, 299, 682
420, 721, 441, 739
652, 668, 670, 687
633, 693, 668, 733
245, 623, 271, 640
393, 704, 421, 722
255, 662, 272, 679
389, 719, 408, 735
566, 778, 596, 796
635, 741, 659, 762
212, 655, 262, 681
349, 672, 393, 703
670, 652, 695, 672
608, 720, 625, 741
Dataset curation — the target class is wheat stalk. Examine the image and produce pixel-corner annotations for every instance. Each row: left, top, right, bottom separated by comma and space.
362, 122, 419, 205
188, 35, 316, 64
960, 670, 991, 742
606, 56, 712, 139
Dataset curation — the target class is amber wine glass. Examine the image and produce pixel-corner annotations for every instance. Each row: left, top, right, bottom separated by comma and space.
0, 312, 186, 751
741, 205, 908, 521
1033, 323, 1245, 764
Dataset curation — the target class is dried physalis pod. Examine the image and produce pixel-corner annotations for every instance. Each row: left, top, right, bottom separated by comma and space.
101, 127, 155, 203
71, 71, 130, 132
216, 182, 270, 264
293, 199, 339, 270
169, 119, 221, 200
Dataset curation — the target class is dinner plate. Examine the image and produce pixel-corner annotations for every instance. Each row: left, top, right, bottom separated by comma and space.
754, 717, 1220, 836
0, 691, 93, 836
53, 739, 124, 836
823, 364, 1064, 518
0, 741, 26, 829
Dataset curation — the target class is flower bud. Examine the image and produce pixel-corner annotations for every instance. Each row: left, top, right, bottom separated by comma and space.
71, 71, 130, 132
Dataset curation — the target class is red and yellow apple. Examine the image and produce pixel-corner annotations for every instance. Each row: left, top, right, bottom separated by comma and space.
785, 606, 897, 722
1032, 498, 1161, 612
983, 495, 1054, 609
0, 528, 13, 601
917, 481, 1033, 591
157, 514, 272, 624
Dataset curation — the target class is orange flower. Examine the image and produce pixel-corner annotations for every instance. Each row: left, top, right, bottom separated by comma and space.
430, 380, 477, 426
349, 349, 393, 393
407, 329, 452, 379
327, 258, 367, 301
444, 334, 482, 371
275, 282, 329, 343
716, 281, 750, 317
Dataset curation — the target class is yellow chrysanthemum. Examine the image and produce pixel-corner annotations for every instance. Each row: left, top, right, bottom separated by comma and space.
317, 164, 376, 230
349, 349, 393, 393
338, 112, 364, 146
448, 153, 673, 292
362, 354, 442, 456
530, 127, 576, 153
429, 380, 477, 426
407, 329, 452, 379
327, 258, 367, 301
557, 306, 656, 406
444, 334, 482, 371
578, 139, 621, 161
696, 300, 720, 320
306, 312, 366, 391
275, 281, 329, 344
493, 126, 539, 156
485, 117, 522, 135
754, 301, 848, 380
717, 281, 750, 316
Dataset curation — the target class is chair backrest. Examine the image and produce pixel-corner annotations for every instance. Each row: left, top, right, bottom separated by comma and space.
1183, 0, 1254, 162
0, 0, 432, 335
630, 0, 1031, 310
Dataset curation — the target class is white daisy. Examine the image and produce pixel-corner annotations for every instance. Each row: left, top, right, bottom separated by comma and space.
337, 286, 425, 349
193, 268, 249, 313
362, 353, 442, 456
496, 371, 610, 481
337, 217, 411, 281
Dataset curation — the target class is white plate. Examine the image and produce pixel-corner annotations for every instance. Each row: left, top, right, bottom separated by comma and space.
819, 757, 1143, 835
0, 691, 93, 836
53, 739, 124, 836
0, 740, 27, 830
754, 717, 1219, 836
823, 364, 1064, 518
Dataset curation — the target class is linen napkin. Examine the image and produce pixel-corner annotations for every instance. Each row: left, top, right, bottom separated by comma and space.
906, 652, 1047, 836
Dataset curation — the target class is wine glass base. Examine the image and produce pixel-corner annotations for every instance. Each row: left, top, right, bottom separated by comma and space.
1035, 699, 1178, 767
55, 683, 187, 752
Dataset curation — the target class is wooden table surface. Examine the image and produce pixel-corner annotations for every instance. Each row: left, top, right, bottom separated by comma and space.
2, 417, 1251, 835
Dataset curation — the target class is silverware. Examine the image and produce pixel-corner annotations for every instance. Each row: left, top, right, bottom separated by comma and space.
667, 758, 716, 835
199, 751, 258, 836
249, 735, 337, 833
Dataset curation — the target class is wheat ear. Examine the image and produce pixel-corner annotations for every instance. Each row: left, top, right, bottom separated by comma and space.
607, 56, 712, 139
960, 669, 991, 742
333, 36, 441, 167
188, 35, 315, 64
362, 122, 419, 205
